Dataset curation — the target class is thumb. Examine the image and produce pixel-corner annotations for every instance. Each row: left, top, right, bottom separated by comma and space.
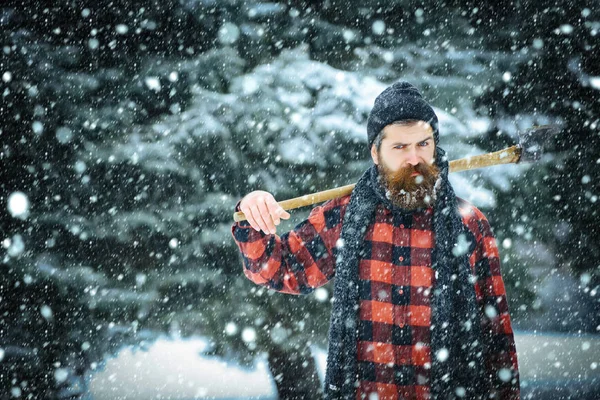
278, 208, 291, 219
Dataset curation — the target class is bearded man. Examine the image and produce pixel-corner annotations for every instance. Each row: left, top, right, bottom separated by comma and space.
231, 81, 520, 400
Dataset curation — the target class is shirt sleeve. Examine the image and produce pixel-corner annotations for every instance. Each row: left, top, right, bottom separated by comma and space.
231, 196, 348, 295
470, 210, 520, 399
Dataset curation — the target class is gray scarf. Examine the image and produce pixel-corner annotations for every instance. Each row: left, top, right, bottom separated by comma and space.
323, 147, 490, 399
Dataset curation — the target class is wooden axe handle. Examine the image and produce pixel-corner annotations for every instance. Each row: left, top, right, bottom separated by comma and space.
233, 145, 521, 222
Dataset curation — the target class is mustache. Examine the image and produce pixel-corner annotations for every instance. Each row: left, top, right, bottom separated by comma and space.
384, 162, 439, 192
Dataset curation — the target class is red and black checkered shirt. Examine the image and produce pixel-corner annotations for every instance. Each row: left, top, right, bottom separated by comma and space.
231, 195, 520, 400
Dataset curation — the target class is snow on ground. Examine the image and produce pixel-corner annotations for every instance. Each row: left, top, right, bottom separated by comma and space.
87, 332, 598, 399
86, 336, 276, 400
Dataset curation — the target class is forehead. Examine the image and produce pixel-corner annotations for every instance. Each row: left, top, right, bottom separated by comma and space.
382, 121, 434, 142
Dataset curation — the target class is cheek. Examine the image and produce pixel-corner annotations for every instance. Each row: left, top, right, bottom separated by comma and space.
391, 159, 404, 171
382, 151, 404, 171
426, 147, 436, 163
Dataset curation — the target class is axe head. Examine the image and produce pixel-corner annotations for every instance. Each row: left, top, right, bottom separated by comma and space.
517, 124, 561, 163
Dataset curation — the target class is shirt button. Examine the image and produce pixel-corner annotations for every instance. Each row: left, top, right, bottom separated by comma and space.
399, 322, 405, 328
400, 224, 405, 228
399, 256, 404, 261
398, 288, 404, 294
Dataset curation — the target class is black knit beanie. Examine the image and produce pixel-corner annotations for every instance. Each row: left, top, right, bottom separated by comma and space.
366, 81, 439, 149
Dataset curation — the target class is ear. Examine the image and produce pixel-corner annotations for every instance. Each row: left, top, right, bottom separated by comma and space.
370, 144, 379, 165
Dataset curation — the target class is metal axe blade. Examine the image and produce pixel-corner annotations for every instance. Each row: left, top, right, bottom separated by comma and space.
517, 124, 561, 163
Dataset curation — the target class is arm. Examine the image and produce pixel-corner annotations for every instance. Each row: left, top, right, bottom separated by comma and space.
470, 210, 520, 399
231, 196, 347, 295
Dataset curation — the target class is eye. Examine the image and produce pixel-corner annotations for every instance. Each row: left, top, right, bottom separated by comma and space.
419, 140, 430, 147
393, 145, 405, 150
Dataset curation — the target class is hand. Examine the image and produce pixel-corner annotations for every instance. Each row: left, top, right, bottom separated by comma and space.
239, 190, 291, 234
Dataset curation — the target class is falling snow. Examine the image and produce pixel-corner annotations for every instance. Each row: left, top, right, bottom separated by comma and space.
7, 192, 30, 219
0, 1, 598, 399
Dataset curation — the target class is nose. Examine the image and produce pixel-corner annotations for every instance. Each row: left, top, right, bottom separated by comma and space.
405, 149, 420, 166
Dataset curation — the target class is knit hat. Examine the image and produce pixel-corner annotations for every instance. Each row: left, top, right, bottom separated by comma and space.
366, 81, 439, 149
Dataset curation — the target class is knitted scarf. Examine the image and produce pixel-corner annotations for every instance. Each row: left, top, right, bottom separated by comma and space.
323, 146, 490, 400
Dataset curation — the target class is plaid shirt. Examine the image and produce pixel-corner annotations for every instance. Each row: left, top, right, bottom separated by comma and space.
231, 195, 520, 400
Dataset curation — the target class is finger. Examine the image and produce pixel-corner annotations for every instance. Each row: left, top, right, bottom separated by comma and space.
265, 198, 282, 225
247, 201, 270, 234
256, 197, 276, 234
256, 198, 276, 234
263, 197, 291, 221
241, 206, 260, 231
277, 208, 291, 220
250, 205, 270, 234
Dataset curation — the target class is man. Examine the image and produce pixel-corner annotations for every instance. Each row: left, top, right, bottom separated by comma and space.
231, 81, 520, 400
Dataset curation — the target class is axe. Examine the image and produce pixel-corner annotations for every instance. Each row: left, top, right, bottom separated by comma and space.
233, 125, 558, 222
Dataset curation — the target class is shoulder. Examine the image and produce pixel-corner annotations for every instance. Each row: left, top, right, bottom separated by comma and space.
305, 195, 351, 231
311, 194, 351, 215
456, 196, 488, 222
456, 196, 494, 240
335, 194, 352, 209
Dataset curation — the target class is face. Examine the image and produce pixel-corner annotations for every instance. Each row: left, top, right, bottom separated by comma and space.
370, 121, 439, 210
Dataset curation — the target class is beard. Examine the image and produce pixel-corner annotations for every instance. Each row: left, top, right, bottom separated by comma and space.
377, 158, 440, 211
